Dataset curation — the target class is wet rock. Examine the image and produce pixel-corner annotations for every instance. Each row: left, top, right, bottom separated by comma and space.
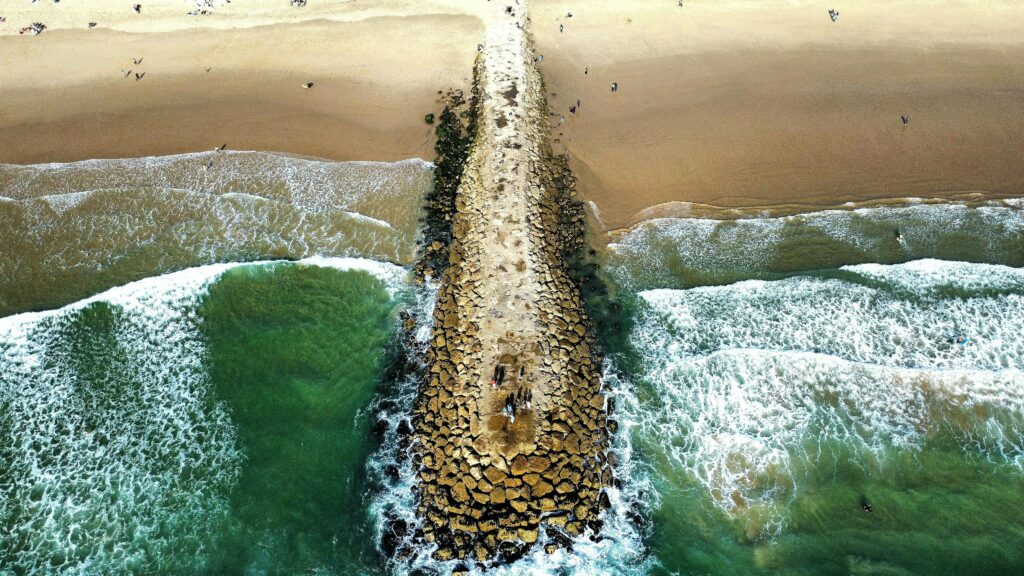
381, 514, 409, 557
498, 540, 529, 564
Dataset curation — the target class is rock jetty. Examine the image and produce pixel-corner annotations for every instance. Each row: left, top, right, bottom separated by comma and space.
411, 1, 612, 565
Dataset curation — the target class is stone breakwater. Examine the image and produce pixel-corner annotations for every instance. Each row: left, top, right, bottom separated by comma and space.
410, 3, 612, 566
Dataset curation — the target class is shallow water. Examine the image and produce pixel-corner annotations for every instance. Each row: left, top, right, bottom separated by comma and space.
0, 152, 431, 316
606, 201, 1024, 291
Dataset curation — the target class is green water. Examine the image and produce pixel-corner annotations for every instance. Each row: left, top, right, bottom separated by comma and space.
0, 262, 399, 575
597, 202, 1024, 575
197, 264, 395, 575
3, 178, 1024, 576
642, 440, 1024, 576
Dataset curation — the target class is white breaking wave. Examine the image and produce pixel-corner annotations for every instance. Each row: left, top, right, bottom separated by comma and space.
40, 190, 95, 215
848, 258, 1024, 296
0, 258, 407, 575
629, 259, 1024, 538
607, 201, 1024, 290
0, 264, 239, 575
640, 259, 1024, 372
300, 256, 409, 297
342, 210, 397, 229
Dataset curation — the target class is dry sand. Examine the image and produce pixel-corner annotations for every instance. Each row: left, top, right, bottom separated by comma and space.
2, 0, 1023, 229
0, 1, 483, 164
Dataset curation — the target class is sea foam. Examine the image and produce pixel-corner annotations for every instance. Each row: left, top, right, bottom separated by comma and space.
0, 152, 432, 315
607, 201, 1024, 290
628, 260, 1024, 538
0, 258, 407, 575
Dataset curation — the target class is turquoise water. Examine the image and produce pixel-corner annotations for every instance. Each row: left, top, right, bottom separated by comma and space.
197, 263, 396, 574
0, 259, 404, 575
606, 205, 1024, 576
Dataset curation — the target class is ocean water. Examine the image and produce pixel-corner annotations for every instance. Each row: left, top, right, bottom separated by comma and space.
605, 205, 1024, 575
606, 200, 1024, 291
0, 152, 432, 316
0, 259, 406, 575
2, 147, 1023, 576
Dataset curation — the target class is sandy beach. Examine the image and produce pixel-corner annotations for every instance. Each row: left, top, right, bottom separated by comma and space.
531, 0, 1024, 228
2, 0, 1023, 229
0, 0, 483, 164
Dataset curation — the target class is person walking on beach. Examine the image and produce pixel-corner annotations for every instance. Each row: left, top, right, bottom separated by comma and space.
611, 82, 618, 92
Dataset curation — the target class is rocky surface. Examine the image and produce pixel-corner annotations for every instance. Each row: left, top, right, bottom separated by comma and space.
411, 1, 611, 565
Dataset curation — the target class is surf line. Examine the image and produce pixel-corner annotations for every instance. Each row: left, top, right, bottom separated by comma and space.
408, 1, 612, 565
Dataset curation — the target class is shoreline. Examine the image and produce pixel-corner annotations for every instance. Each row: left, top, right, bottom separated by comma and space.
4, 1, 1022, 229
600, 192, 1024, 233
